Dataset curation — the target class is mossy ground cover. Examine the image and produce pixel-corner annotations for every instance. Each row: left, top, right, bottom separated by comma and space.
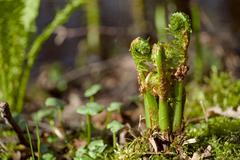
105, 117, 240, 159
185, 117, 240, 159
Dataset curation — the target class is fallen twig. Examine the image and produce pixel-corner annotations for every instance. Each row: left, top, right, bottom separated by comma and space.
0, 102, 29, 147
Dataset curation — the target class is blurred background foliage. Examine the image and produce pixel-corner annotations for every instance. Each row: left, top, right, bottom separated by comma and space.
0, 0, 85, 112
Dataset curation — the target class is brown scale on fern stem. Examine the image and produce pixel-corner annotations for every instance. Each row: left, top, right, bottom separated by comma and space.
173, 64, 189, 81
138, 75, 145, 94
182, 32, 190, 64
158, 76, 168, 100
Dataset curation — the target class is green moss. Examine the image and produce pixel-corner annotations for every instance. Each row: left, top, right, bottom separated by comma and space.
0, 129, 21, 160
209, 137, 240, 160
0, 129, 16, 137
185, 67, 240, 115
115, 133, 151, 159
205, 67, 240, 109
185, 117, 240, 159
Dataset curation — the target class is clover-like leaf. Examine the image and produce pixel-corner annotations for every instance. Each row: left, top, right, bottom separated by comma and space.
88, 139, 107, 153
74, 147, 90, 160
107, 102, 122, 112
45, 97, 65, 110
41, 153, 56, 160
84, 84, 102, 98
74, 140, 106, 160
32, 108, 55, 122
107, 120, 124, 133
77, 102, 103, 116
49, 63, 67, 91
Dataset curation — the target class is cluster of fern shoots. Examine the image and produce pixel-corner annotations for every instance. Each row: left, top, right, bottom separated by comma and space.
130, 12, 191, 136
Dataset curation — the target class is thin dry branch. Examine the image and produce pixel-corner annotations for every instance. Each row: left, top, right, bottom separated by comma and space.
0, 102, 29, 147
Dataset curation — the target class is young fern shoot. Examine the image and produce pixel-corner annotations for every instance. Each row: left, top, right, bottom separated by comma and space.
168, 13, 191, 132
151, 43, 170, 132
130, 38, 159, 128
130, 12, 191, 135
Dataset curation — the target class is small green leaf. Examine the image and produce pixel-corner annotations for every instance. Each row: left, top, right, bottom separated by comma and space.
87, 140, 107, 158
41, 153, 56, 160
45, 97, 65, 110
77, 102, 103, 116
49, 63, 67, 91
84, 84, 102, 97
32, 108, 55, 122
76, 106, 88, 115
74, 140, 107, 160
74, 147, 90, 160
107, 120, 124, 133
107, 102, 122, 112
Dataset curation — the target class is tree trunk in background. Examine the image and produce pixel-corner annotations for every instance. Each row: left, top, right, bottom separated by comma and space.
226, 0, 240, 77
200, 0, 240, 78
144, 0, 158, 42
174, 0, 191, 17
86, 0, 100, 55
131, 0, 147, 35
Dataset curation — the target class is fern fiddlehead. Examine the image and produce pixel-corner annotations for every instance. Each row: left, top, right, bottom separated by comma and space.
130, 37, 159, 128
130, 12, 191, 133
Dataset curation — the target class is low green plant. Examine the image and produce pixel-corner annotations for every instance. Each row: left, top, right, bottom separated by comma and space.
75, 84, 125, 157
48, 63, 68, 91
130, 12, 191, 135
33, 97, 65, 124
32, 97, 66, 141
107, 120, 124, 148
77, 84, 103, 143
105, 102, 122, 126
107, 102, 122, 113
0, 0, 85, 112
45, 97, 65, 124
41, 153, 56, 160
26, 124, 35, 160
77, 102, 104, 144
84, 84, 102, 102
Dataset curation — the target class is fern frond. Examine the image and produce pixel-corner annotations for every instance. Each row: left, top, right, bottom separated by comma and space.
130, 37, 151, 74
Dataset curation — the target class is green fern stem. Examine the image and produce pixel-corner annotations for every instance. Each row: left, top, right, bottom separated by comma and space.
192, 3, 203, 82
152, 43, 171, 132
172, 80, 185, 132
16, 0, 85, 112
158, 99, 170, 131
143, 91, 158, 128
86, 0, 100, 52
113, 132, 117, 148
104, 111, 112, 127
86, 114, 92, 144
